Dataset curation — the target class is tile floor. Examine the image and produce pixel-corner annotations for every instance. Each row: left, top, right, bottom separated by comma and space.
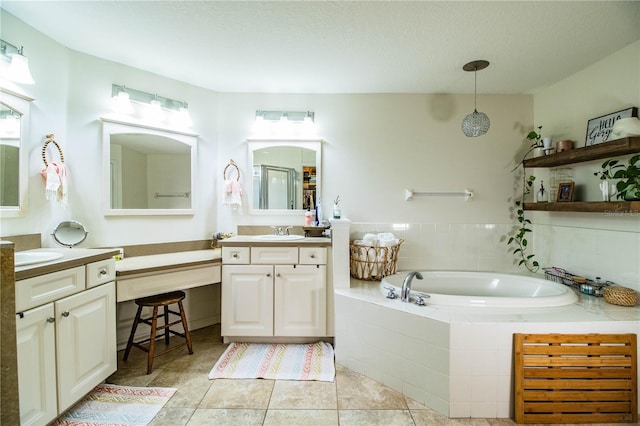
106, 325, 630, 426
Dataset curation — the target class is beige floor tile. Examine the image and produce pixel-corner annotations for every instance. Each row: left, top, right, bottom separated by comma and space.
336, 365, 407, 410
263, 409, 339, 426
148, 407, 195, 426
339, 409, 415, 426
412, 409, 491, 425
185, 408, 265, 425
485, 419, 517, 425
405, 396, 429, 410
163, 341, 227, 371
199, 379, 275, 409
148, 370, 213, 409
268, 380, 337, 409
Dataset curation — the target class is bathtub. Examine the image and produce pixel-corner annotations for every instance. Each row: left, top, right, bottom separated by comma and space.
381, 271, 578, 308
335, 271, 640, 418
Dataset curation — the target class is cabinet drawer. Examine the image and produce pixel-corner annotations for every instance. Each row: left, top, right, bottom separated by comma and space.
16, 266, 85, 313
86, 258, 116, 288
222, 247, 250, 264
299, 247, 327, 265
251, 246, 298, 264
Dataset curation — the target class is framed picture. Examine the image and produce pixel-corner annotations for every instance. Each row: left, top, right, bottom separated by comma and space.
585, 107, 638, 146
557, 182, 574, 202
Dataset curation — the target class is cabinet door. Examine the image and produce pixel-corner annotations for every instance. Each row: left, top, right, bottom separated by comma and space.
274, 265, 326, 337
222, 265, 273, 336
16, 304, 57, 426
55, 282, 117, 413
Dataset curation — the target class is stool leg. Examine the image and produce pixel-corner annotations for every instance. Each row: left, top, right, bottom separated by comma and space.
178, 301, 193, 355
147, 306, 159, 374
123, 305, 143, 361
164, 304, 170, 345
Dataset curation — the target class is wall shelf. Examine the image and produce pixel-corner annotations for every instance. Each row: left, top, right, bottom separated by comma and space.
522, 136, 639, 213
523, 201, 640, 213
523, 136, 640, 168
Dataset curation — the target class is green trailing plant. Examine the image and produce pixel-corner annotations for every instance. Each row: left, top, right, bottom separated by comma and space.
595, 155, 640, 200
507, 175, 539, 272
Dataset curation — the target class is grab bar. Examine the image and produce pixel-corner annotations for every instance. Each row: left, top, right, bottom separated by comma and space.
404, 188, 473, 201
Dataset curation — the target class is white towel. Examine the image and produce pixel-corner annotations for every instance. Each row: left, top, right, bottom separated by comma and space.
40, 161, 68, 205
223, 179, 243, 207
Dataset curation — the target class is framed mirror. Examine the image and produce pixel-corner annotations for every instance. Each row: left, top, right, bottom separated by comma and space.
247, 139, 322, 214
101, 118, 198, 216
0, 89, 32, 218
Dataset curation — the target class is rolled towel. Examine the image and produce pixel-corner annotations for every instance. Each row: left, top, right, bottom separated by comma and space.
362, 233, 378, 245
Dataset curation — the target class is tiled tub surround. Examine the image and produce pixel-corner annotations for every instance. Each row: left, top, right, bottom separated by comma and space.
350, 222, 640, 293
334, 281, 640, 419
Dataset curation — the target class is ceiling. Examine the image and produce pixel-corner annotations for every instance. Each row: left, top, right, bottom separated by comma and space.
2, 1, 639, 95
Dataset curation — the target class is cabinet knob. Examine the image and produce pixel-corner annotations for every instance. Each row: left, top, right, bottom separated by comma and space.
266, 272, 271, 277
47, 317, 55, 323
232, 253, 239, 258
99, 269, 108, 276
276, 273, 281, 277
310, 254, 316, 259
16, 312, 24, 319
61, 311, 70, 318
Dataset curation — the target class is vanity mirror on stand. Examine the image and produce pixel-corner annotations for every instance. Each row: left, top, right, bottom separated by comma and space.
52, 220, 88, 248
0, 89, 32, 218
247, 139, 322, 214
101, 118, 198, 216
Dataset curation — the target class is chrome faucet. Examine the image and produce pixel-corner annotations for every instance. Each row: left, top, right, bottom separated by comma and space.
401, 271, 423, 302
271, 226, 292, 236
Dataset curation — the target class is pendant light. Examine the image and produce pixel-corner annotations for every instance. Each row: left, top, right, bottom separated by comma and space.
461, 60, 490, 137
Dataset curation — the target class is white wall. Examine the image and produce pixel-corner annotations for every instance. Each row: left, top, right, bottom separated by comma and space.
1, 12, 219, 247
532, 40, 640, 291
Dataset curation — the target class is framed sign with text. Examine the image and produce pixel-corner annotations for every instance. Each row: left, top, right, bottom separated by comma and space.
585, 107, 638, 146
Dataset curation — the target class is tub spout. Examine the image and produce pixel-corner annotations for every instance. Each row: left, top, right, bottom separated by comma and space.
401, 271, 423, 302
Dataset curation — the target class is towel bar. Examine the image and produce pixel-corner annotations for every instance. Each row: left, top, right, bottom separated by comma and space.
154, 192, 190, 198
404, 188, 473, 201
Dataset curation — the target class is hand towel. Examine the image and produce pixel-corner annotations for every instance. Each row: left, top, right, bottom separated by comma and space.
223, 179, 243, 207
40, 161, 68, 204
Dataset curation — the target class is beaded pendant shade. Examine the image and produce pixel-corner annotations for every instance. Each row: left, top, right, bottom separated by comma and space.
461, 60, 490, 137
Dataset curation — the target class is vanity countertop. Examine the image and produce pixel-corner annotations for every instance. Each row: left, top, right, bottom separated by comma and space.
116, 249, 221, 277
15, 248, 120, 281
217, 236, 331, 247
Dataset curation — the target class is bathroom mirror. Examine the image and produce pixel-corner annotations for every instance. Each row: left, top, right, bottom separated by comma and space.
101, 118, 198, 215
248, 139, 322, 214
52, 220, 88, 247
0, 89, 32, 218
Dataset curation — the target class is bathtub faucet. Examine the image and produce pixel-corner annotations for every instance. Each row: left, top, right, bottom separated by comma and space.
401, 271, 423, 302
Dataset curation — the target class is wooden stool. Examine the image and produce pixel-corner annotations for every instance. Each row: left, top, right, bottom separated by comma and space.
123, 290, 193, 374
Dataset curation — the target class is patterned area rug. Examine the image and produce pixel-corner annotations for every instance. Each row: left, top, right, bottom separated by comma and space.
52, 384, 176, 426
209, 341, 335, 382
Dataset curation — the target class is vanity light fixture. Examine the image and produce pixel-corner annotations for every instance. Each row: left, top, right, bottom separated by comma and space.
461, 60, 490, 137
0, 39, 35, 85
111, 84, 191, 126
255, 110, 315, 123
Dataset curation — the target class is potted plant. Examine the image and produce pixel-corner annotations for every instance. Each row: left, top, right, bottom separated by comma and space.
595, 154, 640, 201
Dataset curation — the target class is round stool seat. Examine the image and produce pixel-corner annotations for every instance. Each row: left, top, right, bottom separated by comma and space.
135, 290, 186, 307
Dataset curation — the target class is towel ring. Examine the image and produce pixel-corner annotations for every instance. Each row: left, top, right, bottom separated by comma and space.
223, 160, 240, 181
42, 134, 65, 167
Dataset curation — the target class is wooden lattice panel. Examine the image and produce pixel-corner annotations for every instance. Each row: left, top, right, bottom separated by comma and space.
514, 333, 637, 424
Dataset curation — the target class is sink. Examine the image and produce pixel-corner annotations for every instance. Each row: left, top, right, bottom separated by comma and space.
253, 235, 306, 241
15, 251, 64, 266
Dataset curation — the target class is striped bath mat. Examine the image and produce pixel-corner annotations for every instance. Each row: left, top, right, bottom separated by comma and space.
52, 384, 176, 425
208, 341, 335, 382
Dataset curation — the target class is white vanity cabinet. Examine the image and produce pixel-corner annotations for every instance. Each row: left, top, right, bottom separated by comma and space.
16, 259, 117, 426
221, 245, 327, 338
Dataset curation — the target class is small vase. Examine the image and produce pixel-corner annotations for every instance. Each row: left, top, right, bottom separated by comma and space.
332, 204, 341, 219
599, 180, 618, 201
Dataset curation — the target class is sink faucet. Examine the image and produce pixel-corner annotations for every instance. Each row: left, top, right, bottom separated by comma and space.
271, 226, 292, 236
401, 271, 423, 302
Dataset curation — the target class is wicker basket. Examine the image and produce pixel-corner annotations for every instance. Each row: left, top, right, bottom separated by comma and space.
603, 286, 638, 307
349, 239, 403, 281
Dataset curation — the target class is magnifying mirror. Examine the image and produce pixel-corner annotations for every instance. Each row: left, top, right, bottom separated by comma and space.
52, 220, 88, 248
